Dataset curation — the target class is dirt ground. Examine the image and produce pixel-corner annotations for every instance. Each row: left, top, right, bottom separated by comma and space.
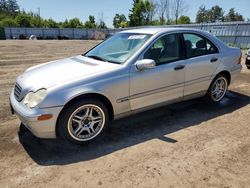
0, 40, 249, 188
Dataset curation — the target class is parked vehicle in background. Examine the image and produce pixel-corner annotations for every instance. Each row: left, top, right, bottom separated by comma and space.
58, 35, 70, 40
29, 35, 37, 40
10, 28, 242, 144
245, 49, 250, 69
19, 34, 27, 40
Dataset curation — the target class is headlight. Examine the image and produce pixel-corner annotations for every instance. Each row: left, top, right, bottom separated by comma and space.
23, 89, 47, 108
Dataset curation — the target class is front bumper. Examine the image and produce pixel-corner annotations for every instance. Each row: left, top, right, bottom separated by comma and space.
10, 90, 63, 139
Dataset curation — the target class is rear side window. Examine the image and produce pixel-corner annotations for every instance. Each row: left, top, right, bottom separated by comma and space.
183, 33, 219, 58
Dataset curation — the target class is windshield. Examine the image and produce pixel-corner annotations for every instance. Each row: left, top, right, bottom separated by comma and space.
84, 33, 152, 64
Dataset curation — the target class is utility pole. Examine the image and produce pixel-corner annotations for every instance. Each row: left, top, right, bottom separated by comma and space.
38, 8, 41, 27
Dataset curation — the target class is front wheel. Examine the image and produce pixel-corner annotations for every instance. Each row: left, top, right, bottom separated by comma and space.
57, 99, 109, 144
207, 75, 228, 103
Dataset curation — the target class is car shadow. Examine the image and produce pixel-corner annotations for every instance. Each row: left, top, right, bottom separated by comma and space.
18, 91, 250, 166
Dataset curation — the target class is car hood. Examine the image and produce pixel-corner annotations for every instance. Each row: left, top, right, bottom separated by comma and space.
16, 55, 120, 91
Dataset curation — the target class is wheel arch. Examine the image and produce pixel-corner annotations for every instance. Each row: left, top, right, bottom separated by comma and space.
56, 92, 114, 137
215, 70, 231, 85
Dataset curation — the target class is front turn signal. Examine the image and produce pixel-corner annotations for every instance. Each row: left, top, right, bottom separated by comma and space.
37, 114, 53, 121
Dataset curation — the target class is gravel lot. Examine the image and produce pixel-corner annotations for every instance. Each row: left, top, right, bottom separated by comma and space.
0, 40, 249, 188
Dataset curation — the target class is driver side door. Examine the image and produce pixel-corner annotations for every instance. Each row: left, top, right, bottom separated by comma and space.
129, 33, 186, 111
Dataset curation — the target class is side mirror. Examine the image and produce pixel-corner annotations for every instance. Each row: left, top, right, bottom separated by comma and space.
136, 59, 156, 71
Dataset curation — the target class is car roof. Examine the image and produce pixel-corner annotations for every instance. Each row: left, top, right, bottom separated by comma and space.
120, 27, 206, 35
120, 27, 230, 52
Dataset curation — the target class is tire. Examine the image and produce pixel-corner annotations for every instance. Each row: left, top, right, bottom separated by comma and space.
206, 74, 228, 103
57, 98, 109, 144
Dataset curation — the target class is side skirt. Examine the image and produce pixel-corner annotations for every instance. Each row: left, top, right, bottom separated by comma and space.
113, 90, 207, 120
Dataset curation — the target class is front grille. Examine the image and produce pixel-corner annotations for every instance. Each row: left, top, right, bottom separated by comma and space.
14, 83, 23, 101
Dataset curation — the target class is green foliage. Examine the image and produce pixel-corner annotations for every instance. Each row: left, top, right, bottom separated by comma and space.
225, 8, 244, 22
196, 5, 208, 23
62, 19, 69, 28
85, 15, 96, 28
151, 19, 162, 25
0, 17, 18, 27
0, 0, 247, 29
113, 14, 127, 28
177, 16, 191, 24
0, 0, 102, 29
0, 0, 19, 16
16, 13, 32, 27
44, 18, 59, 28
196, 5, 243, 23
30, 15, 44, 27
68, 18, 84, 28
196, 5, 224, 23
128, 0, 156, 27
97, 21, 107, 29
209, 5, 224, 22
119, 21, 128, 28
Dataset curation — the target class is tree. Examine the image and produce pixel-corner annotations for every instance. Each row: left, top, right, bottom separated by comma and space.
195, 5, 229, 23
6, 0, 19, 15
119, 21, 128, 28
156, 0, 169, 25
15, 13, 32, 27
0, 0, 18, 13
172, 0, 187, 24
0, 0, 8, 13
62, 19, 70, 28
45, 18, 59, 28
196, 5, 209, 23
85, 15, 96, 28
178, 15, 190, 24
225, 8, 244, 22
30, 14, 44, 27
207, 5, 224, 22
113, 14, 127, 28
129, 0, 156, 26
144, 0, 156, 24
129, 0, 144, 26
0, 17, 18, 26
68, 18, 83, 28
97, 21, 107, 29
96, 12, 107, 29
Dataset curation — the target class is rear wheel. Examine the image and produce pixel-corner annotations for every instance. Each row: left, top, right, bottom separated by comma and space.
207, 75, 228, 103
57, 98, 109, 144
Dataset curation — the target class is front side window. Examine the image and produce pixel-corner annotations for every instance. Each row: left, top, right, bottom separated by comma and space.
85, 33, 152, 64
144, 34, 180, 65
183, 33, 219, 58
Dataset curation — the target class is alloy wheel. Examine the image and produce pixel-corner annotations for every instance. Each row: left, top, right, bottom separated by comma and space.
211, 77, 228, 102
67, 104, 105, 141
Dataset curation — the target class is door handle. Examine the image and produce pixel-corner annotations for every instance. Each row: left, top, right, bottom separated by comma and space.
210, 57, 218, 63
174, 65, 185, 71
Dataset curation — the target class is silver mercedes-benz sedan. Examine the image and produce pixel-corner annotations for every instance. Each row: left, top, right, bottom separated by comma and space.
10, 28, 242, 144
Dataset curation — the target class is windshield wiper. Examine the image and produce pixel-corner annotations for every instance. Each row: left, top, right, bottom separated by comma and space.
85, 55, 120, 64
86, 55, 109, 62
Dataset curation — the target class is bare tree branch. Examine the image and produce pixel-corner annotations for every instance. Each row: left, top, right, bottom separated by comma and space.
156, 0, 170, 25
172, 0, 188, 24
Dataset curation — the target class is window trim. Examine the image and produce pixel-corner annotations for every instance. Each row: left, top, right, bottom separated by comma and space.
142, 33, 184, 66
182, 32, 219, 59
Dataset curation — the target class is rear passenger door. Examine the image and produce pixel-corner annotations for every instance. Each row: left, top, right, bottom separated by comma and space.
183, 33, 221, 96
